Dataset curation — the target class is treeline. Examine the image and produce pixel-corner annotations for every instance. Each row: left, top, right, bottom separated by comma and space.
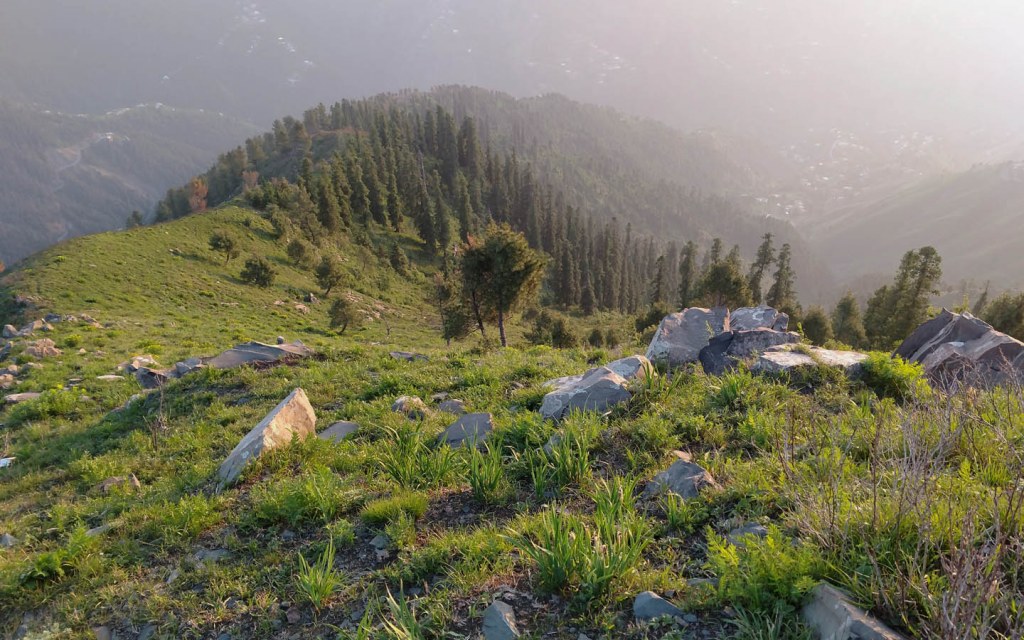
157, 99, 804, 318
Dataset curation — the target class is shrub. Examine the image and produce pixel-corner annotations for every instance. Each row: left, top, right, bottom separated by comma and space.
635, 301, 671, 333
526, 310, 579, 348
706, 526, 822, 613
286, 238, 313, 268
587, 328, 604, 348
360, 492, 429, 527
329, 298, 360, 334
859, 353, 926, 400
20, 528, 98, 586
6, 390, 82, 428
240, 255, 276, 287
209, 230, 240, 264
604, 328, 621, 348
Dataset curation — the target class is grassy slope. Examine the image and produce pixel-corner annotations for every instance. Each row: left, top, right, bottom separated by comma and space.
1, 207, 1022, 639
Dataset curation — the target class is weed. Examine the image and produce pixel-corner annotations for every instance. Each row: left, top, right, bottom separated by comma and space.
468, 443, 513, 506
383, 587, 428, 639
361, 492, 429, 527
295, 537, 342, 611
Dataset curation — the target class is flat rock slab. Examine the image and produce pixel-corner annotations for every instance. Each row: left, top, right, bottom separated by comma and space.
646, 307, 729, 368
633, 591, 685, 621
482, 601, 521, 640
319, 421, 359, 443
439, 413, 493, 447
540, 355, 655, 421
644, 451, 719, 499
802, 583, 906, 640
204, 341, 314, 370
753, 345, 868, 377
4, 392, 42, 404
217, 388, 316, 487
726, 523, 769, 547
390, 351, 429, 362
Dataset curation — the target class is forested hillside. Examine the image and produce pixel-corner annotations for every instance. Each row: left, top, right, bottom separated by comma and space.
158, 87, 831, 302
0, 102, 257, 266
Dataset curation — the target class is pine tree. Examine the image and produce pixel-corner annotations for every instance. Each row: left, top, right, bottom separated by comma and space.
347, 160, 371, 226
386, 171, 403, 232
315, 256, 345, 295
414, 175, 437, 254
315, 178, 342, 234
454, 172, 474, 243
677, 241, 697, 309
765, 243, 798, 314
747, 233, 775, 304
831, 291, 867, 348
650, 255, 667, 305
801, 306, 833, 346
580, 273, 596, 316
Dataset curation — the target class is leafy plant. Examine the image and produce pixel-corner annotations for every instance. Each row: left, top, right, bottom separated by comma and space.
383, 587, 428, 639
468, 443, 513, 505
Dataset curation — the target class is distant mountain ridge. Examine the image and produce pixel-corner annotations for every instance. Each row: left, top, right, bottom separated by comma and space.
0, 101, 258, 266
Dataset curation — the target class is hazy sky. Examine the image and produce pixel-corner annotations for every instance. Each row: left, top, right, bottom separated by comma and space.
2, 0, 1022, 144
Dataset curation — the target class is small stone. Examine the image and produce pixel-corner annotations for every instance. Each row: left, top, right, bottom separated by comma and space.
370, 534, 389, 550
318, 421, 359, 443
482, 600, 521, 640
4, 392, 42, 405
96, 473, 141, 494
92, 626, 112, 640
1, 533, 16, 548
281, 530, 296, 542
137, 624, 156, 640
633, 591, 685, 621
643, 451, 719, 499
277, 336, 286, 345
438, 413, 493, 448
726, 523, 769, 547
85, 523, 113, 537
389, 351, 428, 362
391, 396, 430, 420
96, 375, 125, 382
286, 606, 302, 625
438, 399, 467, 415
683, 613, 698, 623
165, 568, 180, 584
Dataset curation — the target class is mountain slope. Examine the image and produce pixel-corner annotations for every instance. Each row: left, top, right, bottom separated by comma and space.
166, 87, 833, 300
809, 162, 1024, 290
0, 102, 258, 266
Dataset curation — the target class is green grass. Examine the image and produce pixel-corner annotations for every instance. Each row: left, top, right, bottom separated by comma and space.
2, 204, 1024, 638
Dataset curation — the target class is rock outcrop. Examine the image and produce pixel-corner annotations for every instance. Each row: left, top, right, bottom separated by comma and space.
204, 340, 314, 370
23, 339, 62, 359
643, 451, 719, 499
699, 328, 801, 375
4, 392, 42, 405
646, 307, 729, 368
801, 583, 906, 640
753, 345, 868, 377
730, 305, 790, 332
217, 388, 316, 487
540, 355, 654, 421
895, 310, 1024, 387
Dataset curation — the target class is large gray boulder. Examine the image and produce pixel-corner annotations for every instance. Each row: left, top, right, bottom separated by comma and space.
699, 328, 801, 375
801, 583, 906, 640
204, 340, 314, 370
730, 305, 789, 332
540, 355, 655, 421
644, 451, 719, 499
895, 310, 1024, 387
439, 413, 493, 447
646, 307, 729, 368
753, 345, 869, 377
217, 388, 316, 487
